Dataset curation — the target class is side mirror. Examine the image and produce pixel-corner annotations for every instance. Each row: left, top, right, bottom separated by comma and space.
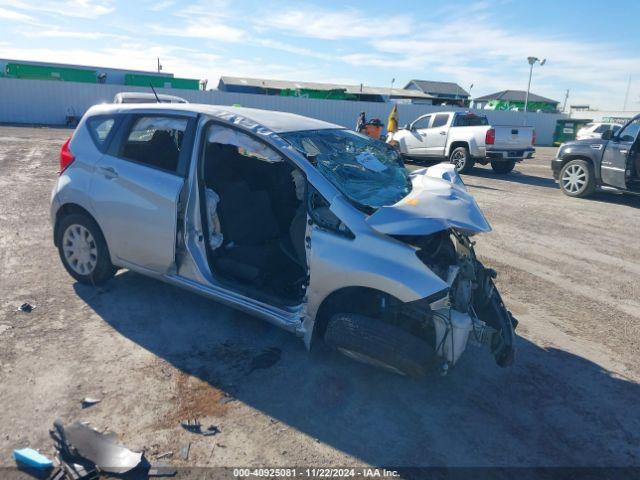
403, 123, 411, 130
602, 129, 614, 141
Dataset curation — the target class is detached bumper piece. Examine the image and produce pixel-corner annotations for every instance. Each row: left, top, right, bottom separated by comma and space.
473, 265, 517, 367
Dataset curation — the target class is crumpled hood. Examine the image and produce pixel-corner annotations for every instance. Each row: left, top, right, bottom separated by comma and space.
365, 163, 491, 236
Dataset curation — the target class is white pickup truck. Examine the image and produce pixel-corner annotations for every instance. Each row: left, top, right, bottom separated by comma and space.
388, 111, 535, 174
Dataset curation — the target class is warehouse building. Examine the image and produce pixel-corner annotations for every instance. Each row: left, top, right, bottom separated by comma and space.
403, 80, 470, 106
474, 90, 559, 112
218, 76, 434, 103
0, 58, 201, 90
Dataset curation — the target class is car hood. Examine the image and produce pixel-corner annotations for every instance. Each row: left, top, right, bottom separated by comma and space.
365, 163, 491, 236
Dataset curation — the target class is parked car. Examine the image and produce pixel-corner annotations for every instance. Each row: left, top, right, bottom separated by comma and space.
575, 122, 622, 141
552, 115, 640, 198
113, 92, 188, 104
51, 103, 517, 376
387, 111, 535, 174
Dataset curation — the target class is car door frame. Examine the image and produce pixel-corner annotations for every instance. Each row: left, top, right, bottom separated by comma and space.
600, 124, 636, 190
404, 114, 432, 156
90, 111, 197, 274
424, 113, 450, 156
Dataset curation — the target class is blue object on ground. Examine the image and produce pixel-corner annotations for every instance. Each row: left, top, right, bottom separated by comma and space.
13, 448, 53, 469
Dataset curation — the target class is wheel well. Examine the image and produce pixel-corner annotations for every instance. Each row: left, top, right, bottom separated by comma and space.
54, 203, 98, 247
560, 155, 594, 169
448, 141, 469, 157
313, 287, 404, 341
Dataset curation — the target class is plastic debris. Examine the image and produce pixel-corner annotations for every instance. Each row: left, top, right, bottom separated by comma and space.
203, 425, 220, 437
156, 451, 173, 460
148, 463, 177, 477
18, 303, 34, 313
80, 397, 101, 408
13, 448, 53, 470
51, 419, 142, 474
180, 443, 190, 461
180, 419, 202, 434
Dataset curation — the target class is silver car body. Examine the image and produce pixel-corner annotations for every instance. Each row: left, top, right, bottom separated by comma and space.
51, 103, 503, 366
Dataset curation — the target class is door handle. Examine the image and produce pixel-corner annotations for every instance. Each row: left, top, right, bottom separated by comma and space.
98, 166, 118, 179
439, 131, 446, 135
619, 149, 629, 154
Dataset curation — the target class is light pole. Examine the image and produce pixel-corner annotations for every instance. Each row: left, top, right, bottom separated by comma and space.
524, 56, 545, 123
389, 78, 395, 101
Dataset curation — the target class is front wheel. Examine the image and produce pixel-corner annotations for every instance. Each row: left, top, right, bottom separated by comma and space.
490, 160, 516, 174
56, 213, 117, 285
449, 146, 475, 173
324, 313, 433, 377
559, 159, 596, 198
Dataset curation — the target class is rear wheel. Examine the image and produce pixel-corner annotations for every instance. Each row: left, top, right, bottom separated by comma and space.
559, 159, 596, 198
57, 213, 117, 285
324, 313, 433, 377
449, 146, 475, 173
491, 160, 515, 174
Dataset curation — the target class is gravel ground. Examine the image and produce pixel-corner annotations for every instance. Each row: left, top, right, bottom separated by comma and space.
0, 125, 639, 473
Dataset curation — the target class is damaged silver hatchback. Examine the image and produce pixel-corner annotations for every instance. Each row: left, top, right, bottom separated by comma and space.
51, 103, 517, 376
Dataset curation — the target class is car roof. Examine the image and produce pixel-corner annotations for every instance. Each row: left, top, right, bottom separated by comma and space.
113, 92, 188, 103
87, 102, 342, 133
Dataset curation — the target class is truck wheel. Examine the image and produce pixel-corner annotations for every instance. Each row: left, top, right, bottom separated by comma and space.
491, 160, 515, 174
449, 147, 475, 173
324, 313, 433, 377
56, 213, 117, 285
559, 159, 596, 198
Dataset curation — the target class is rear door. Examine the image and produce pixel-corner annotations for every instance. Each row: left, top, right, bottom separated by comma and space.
601, 119, 639, 189
424, 113, 450, 156
90, 113, 196, 273
403, 114, 432, 155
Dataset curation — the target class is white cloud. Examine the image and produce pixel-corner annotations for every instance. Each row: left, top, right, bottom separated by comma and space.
0, 5, 31, 21
0, 0, 114, 19
260, 7, 412, 40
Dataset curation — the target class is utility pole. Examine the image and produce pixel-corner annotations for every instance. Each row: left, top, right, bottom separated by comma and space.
623, 75, 631, 111
562, 89, 569, 112
389, 78, 395, 102
157, 57, 162, 73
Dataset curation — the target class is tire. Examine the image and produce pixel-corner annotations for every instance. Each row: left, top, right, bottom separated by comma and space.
449, 146, 475, 173
559, 159, 596, 198
324, 313, 433, 377
56, 213, 117, 285
490, 160, 515, 174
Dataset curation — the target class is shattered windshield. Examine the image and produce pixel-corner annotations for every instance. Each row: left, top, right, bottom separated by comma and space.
281, 129, 412, 208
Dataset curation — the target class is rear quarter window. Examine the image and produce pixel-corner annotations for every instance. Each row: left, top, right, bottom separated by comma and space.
87, 116, 118, 151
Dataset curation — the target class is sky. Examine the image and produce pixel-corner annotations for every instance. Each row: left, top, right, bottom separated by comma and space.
0, 0, 639, 111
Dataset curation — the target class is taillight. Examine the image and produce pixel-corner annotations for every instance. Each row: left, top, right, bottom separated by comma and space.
485, 128, 495, 145
532, 129, 537, 145
59, 137, 75, 174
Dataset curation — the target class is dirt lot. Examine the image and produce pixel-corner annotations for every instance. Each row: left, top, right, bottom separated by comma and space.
1, 125, 639, 472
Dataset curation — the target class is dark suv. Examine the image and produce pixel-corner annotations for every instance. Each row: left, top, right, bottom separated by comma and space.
552, 115, 640, 198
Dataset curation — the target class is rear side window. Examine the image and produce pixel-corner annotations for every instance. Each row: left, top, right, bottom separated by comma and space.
87, 116, 117, 150
454, 114, 489, 126
120, 116, 188, 173
594, 124, 610, 133
432, 114, 449, 128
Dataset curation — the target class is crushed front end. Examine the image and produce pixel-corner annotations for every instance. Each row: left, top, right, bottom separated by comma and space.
399, 229, 517, 371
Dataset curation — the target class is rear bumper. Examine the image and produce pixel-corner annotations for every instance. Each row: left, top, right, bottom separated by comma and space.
485, 147, 535, 162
